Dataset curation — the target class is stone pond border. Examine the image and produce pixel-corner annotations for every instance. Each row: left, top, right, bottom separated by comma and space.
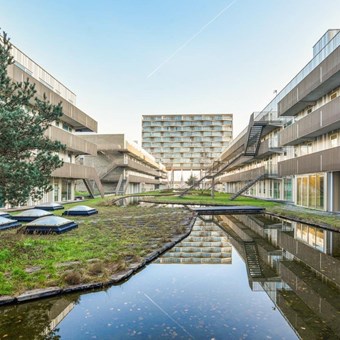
0, 213, 198, 307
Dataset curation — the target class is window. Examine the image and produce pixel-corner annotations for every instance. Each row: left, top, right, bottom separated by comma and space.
330, 133, 338, 147
62, 122, 72, 132
296, 174, 324, 210
330, 92, 337, 100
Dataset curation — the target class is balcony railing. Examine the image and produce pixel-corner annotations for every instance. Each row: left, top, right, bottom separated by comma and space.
45, 126, 97, 155
278, 145, 340, 176
278, 45, 340, 117
126, 159, 161, 177
52, 163, 98, 179
8, 64, 97, 132
128, 175, 161, 185
257, 138, 282, 158
280, 95, 340, 146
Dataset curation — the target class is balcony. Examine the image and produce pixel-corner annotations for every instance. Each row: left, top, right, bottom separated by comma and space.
125, 159, 161, 177
280, 96, 340, 146
257, 138, 282, 158
8, 64, 97, 132
278, 45, 340, 117
128, 175, 161, 185
278, 145, 340, 176
219, 134, 247, 163
46, 126, 97, 155
125, 141, 160, 169
52, 163, 98, 179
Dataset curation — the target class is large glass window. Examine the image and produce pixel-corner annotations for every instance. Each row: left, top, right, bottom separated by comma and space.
316, 174, 324, 209
302, 177, 308, 206
274, 181, 280, 199
61, 180, 72, 201
284, 178, 292, 201
296, 174, 324, 210
54, 184, 59, 202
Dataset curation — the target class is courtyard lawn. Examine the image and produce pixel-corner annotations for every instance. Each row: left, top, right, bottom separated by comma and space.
0, 199, 194, 296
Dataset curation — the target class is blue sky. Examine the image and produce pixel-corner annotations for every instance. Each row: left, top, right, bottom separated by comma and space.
1, 0, 340, 141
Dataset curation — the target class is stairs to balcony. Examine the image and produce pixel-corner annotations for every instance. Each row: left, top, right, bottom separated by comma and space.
100, 163, 119, 180
229, 174, 265, 200
244, 113, 266, 156
244, 241, 263, 278
115, 174, 124, 195
83, 175, 104, 199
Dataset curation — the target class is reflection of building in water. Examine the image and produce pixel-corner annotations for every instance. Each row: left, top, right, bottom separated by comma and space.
215, 213, 340, 339
156, 217, 232, 264
0, 296, 76, 338
44, 298, 75, 336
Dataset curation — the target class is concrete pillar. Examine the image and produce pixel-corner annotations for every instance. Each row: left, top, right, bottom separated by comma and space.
211, 177, 215, 199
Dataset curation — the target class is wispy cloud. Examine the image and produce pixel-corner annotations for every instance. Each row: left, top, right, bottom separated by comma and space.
146, 0, 238, 79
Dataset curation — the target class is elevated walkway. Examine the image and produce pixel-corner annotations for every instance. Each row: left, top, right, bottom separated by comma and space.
192, 206, 265, 215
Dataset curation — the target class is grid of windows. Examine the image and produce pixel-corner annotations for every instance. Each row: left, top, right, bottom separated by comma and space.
142, 114, 233, 170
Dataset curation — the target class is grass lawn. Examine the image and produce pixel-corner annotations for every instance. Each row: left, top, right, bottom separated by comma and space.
0, 199, 193, 296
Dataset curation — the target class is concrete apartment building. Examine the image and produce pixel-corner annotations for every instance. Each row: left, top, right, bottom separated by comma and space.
214, 29, 340, 212
6, 42, 104, 205
77, 134, 167, 195
142, 114, 233, 185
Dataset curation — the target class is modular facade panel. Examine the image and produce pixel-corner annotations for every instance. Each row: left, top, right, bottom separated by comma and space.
279, 146, 340, 177
142, 114, 233, 170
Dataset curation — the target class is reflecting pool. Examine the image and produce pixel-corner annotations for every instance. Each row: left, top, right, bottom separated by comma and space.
0, 214, 339, 339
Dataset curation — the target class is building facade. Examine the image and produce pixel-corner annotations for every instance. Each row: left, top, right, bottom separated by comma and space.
142, 114, 233, 185
214, 29, 340, 212
77, 134, 167, 195
6, 42, 103, 205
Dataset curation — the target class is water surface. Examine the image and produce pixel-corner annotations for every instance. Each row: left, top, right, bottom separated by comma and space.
1, 214, 339, 339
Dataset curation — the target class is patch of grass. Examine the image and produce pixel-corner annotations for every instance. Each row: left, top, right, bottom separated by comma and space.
0, 199, 193, 296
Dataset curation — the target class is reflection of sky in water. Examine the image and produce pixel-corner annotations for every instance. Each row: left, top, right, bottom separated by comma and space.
56, 250, 297, 339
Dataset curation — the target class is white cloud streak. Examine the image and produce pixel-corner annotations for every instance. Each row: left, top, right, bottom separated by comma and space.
146, 0, 238, 79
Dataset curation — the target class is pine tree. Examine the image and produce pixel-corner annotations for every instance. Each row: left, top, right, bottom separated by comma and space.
0, 31, 65, 206
185, 174, 198, 186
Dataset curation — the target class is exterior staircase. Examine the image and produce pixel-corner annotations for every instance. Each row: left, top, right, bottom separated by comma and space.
179, 154, 241, 197
244, 112, 266, 156
229, 174, 266, 200
115, 174, 124, 195
100, 163, 119, 180
244, 241, 263, 278
83, 174, 104, 199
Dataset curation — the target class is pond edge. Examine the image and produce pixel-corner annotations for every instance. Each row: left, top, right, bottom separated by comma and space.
0, 213, 198, 307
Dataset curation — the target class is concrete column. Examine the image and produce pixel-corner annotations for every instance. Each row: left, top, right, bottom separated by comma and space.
211, 177, 215, 199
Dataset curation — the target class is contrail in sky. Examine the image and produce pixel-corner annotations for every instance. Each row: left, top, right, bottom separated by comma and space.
146, 0, 238, 78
